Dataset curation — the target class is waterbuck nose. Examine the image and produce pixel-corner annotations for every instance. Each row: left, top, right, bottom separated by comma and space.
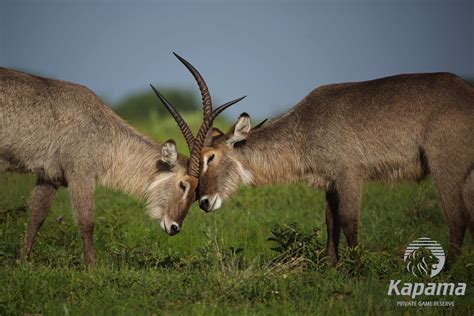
199, 198, 210, 212
169, 223, 180, 235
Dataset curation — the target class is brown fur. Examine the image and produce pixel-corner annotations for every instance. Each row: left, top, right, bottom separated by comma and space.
0, 68, 196, 267
199, 72, 474, 264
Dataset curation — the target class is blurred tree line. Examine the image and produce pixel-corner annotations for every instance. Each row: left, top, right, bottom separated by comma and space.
114, 78, 473, 121
114, 88, 199, 121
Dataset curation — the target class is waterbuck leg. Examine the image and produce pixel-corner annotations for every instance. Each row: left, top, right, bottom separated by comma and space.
68, 178, 96, 268
325, 190, 341, 265
439, 186, 467, 262
430, 169, 468, 263
20, 179, 58, 259
462, 173, 474, 241
335, 173, 363, 249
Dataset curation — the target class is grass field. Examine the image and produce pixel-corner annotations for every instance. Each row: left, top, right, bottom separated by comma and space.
0, 114, 473, 315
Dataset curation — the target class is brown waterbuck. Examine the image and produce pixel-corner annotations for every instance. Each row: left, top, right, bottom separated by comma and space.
0, 53, 243, 267
191, 72, 473, 264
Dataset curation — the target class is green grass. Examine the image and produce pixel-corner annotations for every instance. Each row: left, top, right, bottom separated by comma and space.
0, 115, 473, 315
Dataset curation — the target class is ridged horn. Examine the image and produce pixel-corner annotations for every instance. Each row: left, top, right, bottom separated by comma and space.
253, 118, 268, 129
152, 53, 246, 178
187, 96, 246, 178
150, 84, 195, 150
173, 52, 212, 120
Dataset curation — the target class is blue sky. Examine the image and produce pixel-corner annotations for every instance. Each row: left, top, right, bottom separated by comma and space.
1, 0, 473, 119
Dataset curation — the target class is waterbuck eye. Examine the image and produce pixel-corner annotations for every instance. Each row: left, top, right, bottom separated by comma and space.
207, 154, 215, 164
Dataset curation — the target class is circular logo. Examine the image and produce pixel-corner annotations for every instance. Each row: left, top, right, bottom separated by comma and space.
403, 237, 445, 278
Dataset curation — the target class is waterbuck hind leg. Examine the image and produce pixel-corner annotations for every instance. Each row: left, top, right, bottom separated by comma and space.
335, 173, 363, 249
19, 179, 58, 260
424, 115, 473, 262
430, 168, 469, 263
68, 177, 96, 268
325, 190, 341, 266
462, 172, 474, 241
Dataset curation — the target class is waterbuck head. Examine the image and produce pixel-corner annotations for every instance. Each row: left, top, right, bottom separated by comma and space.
150, 53, 245, 227
199, 113, 266, 212
145, 138, 197, 236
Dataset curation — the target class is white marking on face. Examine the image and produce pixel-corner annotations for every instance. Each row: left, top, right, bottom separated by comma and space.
213, 194, 222, 210
229, 156, 253, 185
202, 153, 216, 175
201, 194, 222, 211
202, 159, 209, 174
146, 172, 175, 220
160, 215, 180, 235
179, 180, 190, 200
160, 218, 166, 232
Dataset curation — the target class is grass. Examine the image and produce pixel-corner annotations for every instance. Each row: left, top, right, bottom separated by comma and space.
0, 115, 473, 315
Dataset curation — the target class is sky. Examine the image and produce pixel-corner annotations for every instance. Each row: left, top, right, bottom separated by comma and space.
1, 0, 473, 119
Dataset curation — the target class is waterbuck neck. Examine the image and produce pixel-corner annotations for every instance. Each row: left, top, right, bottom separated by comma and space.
100, 132, 163, 199
233, 117, 308, 186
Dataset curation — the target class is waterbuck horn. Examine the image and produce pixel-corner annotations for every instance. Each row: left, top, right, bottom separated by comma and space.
150, 84, 195, 150
186, 95, 247, 177
253, 118, 268, 129
152, 53, 246, 178
175, 54, 246, 178
212, 96, 247, 119
173, 52, 212, 120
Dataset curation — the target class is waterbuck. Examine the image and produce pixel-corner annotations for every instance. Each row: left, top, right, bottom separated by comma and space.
190, 72, 473, 264
0, 53, 243, 267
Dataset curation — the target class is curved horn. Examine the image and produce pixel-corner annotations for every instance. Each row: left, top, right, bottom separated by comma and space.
173, 52, 212, 120
212, 96, 247, 119
253, 118, 268, 130
187, 96, 247, 178
154, 53, 246, 178
150, 84, 195, 150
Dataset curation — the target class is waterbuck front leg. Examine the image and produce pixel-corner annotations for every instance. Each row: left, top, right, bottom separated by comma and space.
68, 177, 96, 268
325, 190, 341, 266
19, 178, 58, 260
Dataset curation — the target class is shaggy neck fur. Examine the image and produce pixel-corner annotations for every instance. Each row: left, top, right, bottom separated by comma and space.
100, 132, 163, 199
234, 115, 309, 187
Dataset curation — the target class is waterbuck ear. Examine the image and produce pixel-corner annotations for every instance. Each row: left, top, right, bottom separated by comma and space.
204, 127, 225, 147
161, 139, 178, 166
227, 113, 251, 145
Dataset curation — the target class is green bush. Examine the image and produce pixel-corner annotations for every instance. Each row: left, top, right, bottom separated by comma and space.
114, 88, 199, 121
